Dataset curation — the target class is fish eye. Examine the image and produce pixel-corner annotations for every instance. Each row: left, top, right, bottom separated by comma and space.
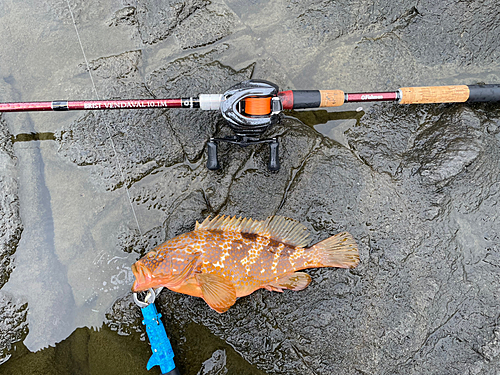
146, 251, 157, 259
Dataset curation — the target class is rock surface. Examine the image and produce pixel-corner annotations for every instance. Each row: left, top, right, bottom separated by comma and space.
145, 103, 500, 375
0, 117, 26, 362
0, 117, 22, 290
1, 0, 500, 374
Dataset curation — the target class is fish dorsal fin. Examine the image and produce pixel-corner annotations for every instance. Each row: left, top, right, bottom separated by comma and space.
196, 215, 310, 248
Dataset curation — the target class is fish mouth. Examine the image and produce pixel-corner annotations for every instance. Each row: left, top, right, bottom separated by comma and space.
131, 262, 153, 292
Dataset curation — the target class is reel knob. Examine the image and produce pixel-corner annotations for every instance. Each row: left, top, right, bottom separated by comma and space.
206, 139, 220, 170
268, 139, 280, 171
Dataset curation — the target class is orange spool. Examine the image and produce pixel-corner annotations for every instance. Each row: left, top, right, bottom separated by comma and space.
244, 97, 272, 116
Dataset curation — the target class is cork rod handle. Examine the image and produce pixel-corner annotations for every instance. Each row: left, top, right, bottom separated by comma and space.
398, 85, 470, 104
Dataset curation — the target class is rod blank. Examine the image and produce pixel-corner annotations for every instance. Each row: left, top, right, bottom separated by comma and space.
0, 98, 197, 112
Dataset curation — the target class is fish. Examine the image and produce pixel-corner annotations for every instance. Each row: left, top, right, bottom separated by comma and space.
131, 215, 359, 313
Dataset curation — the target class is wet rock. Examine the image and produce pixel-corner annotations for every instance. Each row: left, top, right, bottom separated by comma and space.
57, 47, 254, 191
0, 292, 28, 365
400, 1, 500, 67
0, 116, 26, 364
283, 0, 418, 46
134, 103, 500, 375
404, 108, 484, 186
110, 6, 137, 27
123, 0, 211, 44
345, 104, 429, 178
173, 1, 243, 49
296, 0, 500, 79
104, 294, 143, 337
56, 51, 500, 373
116, 223, 164, 256
63, 49, 170, 178
197, 349, 227, 375
0, 116, 22, 289
84, 50, 143, 81
57, 107, 185, 191
4, 0, 500, 373
56, 49, 184, 190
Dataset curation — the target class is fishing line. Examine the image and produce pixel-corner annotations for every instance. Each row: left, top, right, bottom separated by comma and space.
65, 6, 170, 370
65, 0, 143, 236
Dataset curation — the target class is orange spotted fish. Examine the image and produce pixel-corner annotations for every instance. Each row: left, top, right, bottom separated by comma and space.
131, 215, 359, 313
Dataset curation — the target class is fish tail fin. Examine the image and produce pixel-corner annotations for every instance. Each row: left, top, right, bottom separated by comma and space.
309, 232, 359, 269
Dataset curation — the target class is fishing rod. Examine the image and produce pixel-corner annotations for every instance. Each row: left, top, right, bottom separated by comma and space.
2, 80, 499, 171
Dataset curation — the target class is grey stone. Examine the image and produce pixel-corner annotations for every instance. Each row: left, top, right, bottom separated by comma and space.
0, 117, 22, 290
0, 117, 25, 363
196, 349, 228, 375
1, 0, 500, 373
0, 292, 28, 364
123, 0, 211, 45
141, 102, 500, 375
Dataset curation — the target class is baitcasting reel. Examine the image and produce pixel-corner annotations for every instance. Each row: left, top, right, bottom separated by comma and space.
206, 79, 283, 171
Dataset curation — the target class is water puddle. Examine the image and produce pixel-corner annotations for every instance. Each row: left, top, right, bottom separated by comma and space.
1, 319, 266, 375
288, 108, 364, 128
287, 107, 365, 147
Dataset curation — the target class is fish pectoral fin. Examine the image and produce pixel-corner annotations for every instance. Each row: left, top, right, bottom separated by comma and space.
194, 273, 236, 313
265, 272, 312, 292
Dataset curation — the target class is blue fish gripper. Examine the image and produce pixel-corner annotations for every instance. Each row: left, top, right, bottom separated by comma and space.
140, 302, 180, 375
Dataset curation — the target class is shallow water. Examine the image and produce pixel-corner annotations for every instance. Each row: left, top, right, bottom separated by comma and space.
1, 0, 499, 374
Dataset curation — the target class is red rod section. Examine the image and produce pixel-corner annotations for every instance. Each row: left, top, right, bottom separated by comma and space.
345, 92, 399, 102
67, 99, 184, 110
0, 98, 189, 112
0, 101, 54, 112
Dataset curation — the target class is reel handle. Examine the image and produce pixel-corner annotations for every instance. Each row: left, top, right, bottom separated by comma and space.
268, 139, 280, 171
206, 140, 220, 170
